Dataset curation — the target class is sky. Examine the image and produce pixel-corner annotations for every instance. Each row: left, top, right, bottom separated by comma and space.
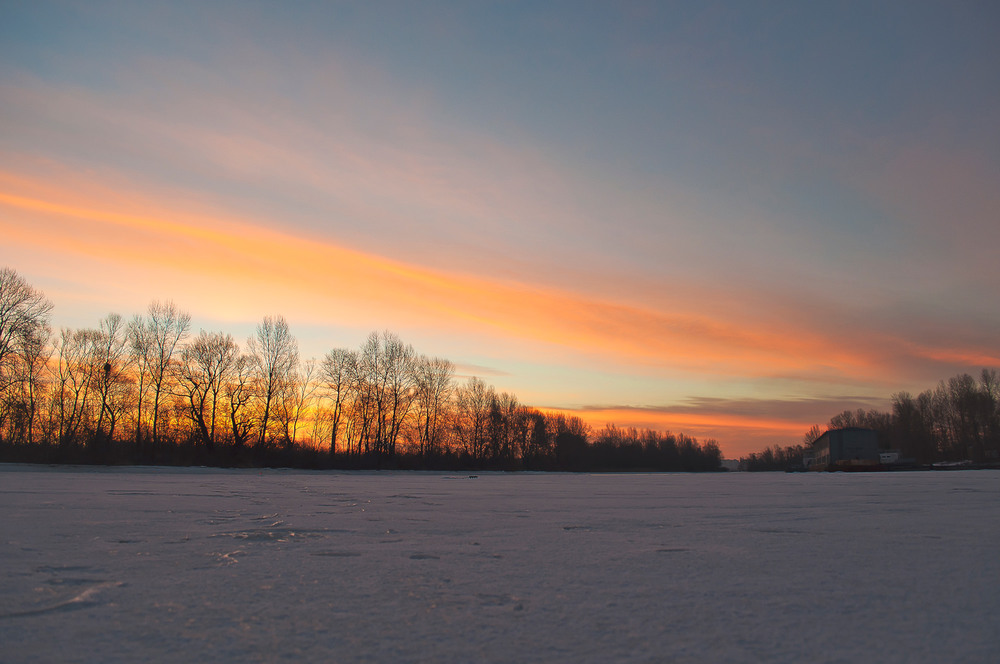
2, 1, 998, 457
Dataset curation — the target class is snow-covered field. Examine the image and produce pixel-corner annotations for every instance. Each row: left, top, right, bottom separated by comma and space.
2, 465, 998, 663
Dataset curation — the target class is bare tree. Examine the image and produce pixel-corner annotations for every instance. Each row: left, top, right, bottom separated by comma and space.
891, 391, 936, 463
1, 321, 51, 445
552, 413, 591, 469
179, 331, 239, 449
454, 376, 494, 461
0, 267, 53, 389
518, 407, 552, 468
352, 331, 416, 457
0, 268, 53, 443
382, 334, 416, 457
802, 424, 823, 447
223, 353, 256, 448
127, 314, 153, 443
53, 328, 100, 445
353, 333, 381, 454
413, 355, 454, 457
92, 314, 132, 445
321, 347, 357, 454
247, 315, 298, 448
276, 357, 317, 449
937, 373, 996, 461
487, 390, 519, 463
129, 301, 190, 446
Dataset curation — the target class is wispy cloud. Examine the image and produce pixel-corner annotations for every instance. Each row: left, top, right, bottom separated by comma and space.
0, 174, 871, 378
548, 394, 891, 457
3, 168, 995, 391
452, 363, 512, 380
3, 2, 998, 459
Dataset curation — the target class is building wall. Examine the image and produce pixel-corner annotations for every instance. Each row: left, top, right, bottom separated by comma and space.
810, 428, 880, 469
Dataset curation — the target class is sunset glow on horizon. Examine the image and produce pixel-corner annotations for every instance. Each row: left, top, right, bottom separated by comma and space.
2, 2, 998, 457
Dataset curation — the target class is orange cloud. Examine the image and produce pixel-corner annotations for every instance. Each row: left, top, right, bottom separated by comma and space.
3, 168, 984, 392
902, 341, 1000, 368
5, 75, 989, 396
544, 405, 811, 458
1, 174, 877, 379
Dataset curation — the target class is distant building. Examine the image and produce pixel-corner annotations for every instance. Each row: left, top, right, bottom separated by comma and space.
802, 449, 815, 468
808, 428, 880, 471
880, 451, 900, 465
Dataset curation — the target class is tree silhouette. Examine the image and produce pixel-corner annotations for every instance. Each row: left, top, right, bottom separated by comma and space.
247, 315, 298, 449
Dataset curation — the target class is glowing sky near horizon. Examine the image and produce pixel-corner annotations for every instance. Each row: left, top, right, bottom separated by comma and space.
2, 1, 998, 457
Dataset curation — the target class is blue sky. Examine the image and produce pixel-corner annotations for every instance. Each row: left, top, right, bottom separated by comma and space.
2, 1, 998, 455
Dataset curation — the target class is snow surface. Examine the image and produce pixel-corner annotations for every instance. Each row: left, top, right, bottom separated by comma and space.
2, 465, 998, 663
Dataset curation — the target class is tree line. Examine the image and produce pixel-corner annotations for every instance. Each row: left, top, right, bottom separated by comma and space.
0, 267, 722, 472
740, 369, 1000, 470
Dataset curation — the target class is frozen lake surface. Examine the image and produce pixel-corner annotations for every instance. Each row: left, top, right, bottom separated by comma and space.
2, 465, 998, 663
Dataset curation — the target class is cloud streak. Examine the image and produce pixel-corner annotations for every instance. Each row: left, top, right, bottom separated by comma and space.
4, 171, 994, 395
549, 394, 893, 457
3, 2, 998, 457
0, 175, 874, 378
